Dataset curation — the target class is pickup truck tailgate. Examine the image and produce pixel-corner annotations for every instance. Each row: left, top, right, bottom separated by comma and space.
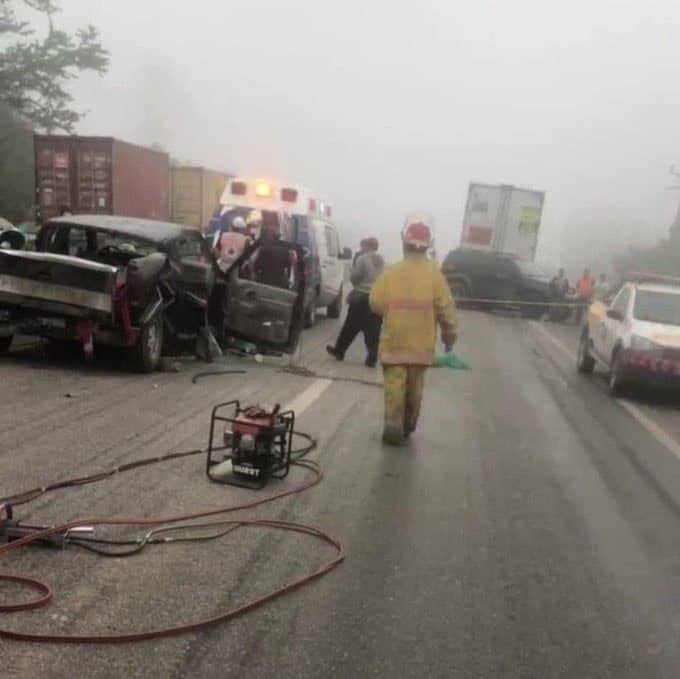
0, 250, 117, 317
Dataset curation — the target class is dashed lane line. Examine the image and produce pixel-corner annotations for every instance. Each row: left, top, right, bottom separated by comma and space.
284, 378, 334, 417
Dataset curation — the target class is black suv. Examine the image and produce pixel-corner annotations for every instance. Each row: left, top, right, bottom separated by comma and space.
441, 248, 553, 319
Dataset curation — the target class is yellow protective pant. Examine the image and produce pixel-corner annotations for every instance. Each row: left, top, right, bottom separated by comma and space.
383, 365, 427, 440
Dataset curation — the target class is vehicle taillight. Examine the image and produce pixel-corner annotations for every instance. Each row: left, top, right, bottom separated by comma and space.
309, 198, 317, 212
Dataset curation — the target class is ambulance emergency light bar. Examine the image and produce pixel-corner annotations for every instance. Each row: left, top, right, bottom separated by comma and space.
222, 177, 331, 217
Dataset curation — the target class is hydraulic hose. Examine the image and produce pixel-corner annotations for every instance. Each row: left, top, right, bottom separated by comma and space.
0, 438, 343, 644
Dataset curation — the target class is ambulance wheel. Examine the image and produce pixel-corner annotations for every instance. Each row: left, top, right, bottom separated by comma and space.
304, 296, 317, 328
134, 313, 164, 373
0, 334, 12, 354
327, 286, 343, 319
577, 327, 595, 373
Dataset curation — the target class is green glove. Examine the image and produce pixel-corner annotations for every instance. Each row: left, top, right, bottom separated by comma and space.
432, 351, 470, 370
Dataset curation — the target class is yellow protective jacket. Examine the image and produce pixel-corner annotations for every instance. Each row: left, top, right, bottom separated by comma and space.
369, 254, 458, 365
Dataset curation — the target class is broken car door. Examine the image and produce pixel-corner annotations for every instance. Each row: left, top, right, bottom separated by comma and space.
220, 239, 306, 353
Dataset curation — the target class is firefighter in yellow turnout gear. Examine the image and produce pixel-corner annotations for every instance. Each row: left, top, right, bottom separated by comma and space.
369, 219, 458, 445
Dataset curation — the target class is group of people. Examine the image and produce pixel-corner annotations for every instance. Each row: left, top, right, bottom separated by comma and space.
211, 209, 296, 289
550, 267, 611, 324
211, 211, 459, 446
328, 220, 457, 446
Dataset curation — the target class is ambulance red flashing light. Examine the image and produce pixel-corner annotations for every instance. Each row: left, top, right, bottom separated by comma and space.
281, 188, 298, 203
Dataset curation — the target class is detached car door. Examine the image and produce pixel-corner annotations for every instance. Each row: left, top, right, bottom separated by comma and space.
220, 239, 306, 353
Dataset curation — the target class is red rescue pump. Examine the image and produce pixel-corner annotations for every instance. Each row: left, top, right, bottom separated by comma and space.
206, 401, 294, 489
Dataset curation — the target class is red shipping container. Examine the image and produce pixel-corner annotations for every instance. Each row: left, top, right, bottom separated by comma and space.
34, 135, 170, 223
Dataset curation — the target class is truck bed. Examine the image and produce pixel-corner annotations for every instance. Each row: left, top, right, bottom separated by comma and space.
0, 249, 117, 318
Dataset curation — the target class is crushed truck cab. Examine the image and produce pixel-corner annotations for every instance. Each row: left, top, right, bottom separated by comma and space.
0, 215, 306, 371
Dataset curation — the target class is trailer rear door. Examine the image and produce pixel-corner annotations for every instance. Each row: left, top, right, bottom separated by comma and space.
460, 184, 503, 250
498, 188, 544, 262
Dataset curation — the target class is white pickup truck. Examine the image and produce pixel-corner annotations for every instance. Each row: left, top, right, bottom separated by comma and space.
577, 275, 680, 394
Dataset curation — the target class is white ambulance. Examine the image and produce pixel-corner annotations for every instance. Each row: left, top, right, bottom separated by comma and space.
209, 177, 350, 327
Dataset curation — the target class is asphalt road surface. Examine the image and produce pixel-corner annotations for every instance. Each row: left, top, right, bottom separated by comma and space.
4, 310, 680, 678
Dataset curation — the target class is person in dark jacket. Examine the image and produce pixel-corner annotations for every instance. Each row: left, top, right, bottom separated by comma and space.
252, 224, 293, 288
353, 239, 368, 265
327, 237, 384, 367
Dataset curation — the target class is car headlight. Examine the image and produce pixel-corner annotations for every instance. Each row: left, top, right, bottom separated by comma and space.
629, 335, 660, 351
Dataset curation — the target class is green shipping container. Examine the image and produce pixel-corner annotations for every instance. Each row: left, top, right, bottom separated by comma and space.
170, 166, 232, 230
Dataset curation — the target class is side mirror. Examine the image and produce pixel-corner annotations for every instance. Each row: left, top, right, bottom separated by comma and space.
340, 247, 352, 260
606, 308, 624, 322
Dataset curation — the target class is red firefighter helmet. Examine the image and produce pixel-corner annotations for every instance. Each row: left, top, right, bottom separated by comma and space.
402, 220, 433, 250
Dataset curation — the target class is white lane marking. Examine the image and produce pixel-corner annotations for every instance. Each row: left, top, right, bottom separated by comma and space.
284, 378, 333, 416
618, 400, 680, 461
531, 322, 680, 463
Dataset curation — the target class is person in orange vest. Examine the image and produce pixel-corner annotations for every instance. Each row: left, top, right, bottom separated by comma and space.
213, 216, 251, 272
574, 267, 595, 324
369, 219, 458, 445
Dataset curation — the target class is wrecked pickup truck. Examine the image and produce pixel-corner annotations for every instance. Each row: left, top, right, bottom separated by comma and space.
0, 215, 306, 371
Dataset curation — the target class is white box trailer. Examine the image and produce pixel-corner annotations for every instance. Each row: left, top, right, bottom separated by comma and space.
460, 183, 545, 261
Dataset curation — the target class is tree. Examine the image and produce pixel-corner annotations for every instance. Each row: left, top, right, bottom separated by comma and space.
0, 0, 108, 132
0, 102, 33, 222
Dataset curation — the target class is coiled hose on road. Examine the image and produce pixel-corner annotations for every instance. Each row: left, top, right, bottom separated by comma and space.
0, 430, 345, 644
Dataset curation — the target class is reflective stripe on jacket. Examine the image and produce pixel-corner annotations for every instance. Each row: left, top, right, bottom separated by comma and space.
369, 254, 457, 365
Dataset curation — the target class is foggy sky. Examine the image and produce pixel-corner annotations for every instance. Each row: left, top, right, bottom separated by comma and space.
33, 0, 680, 268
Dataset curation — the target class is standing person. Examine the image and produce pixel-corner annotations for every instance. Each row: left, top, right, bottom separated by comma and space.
369, 219, 458, 445
353, 239, 368, 266
326, 237, 385, 367
594, 272, 610, 300
245, 209, 263, 241
574, 267, 595, 324
213, 216, 250, 272
252, 224, 293, 288
550, 268, 569, 299
549, 267, 570, 322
